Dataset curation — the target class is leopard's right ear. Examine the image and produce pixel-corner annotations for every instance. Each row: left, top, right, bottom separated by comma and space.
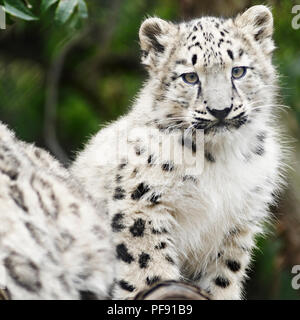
139, 17, 175, 68
234, 5, 274, 55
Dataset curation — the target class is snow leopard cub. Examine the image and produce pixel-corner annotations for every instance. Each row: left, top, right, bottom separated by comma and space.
72, 6, 285, 299
0, 122, 114, 299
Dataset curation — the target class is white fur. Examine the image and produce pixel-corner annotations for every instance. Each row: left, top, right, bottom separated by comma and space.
72, 6, 286, 299
0, 123, 115, 299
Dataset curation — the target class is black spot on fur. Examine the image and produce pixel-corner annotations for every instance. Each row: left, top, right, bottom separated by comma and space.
162, 162, 174, 172
131, 183, 150, 200
139, 252, 150, 268
227, 49, 234, 60
9, 184, 28, 212
165, 255, 175, 264
118, 160, 127, 170
31, 175, 59, 219
192, 54, 197, 65
256, 14, 268, 26
106, 281, 116, 300
69, 203, 80, 217
131, 168, 138, 177
91, 225, 106, 240
141, 50, 148, 60
193, 272, 202, 282
226, 260, 241, 272
149, 192, 161, 205
228, 227, 241, 236
254, 29, 264, 41
152, 227, 168, 235
111, 212, 126, 232
25, 222, 43, 246
146, 276, 161, 286
218, 39, 224, 47
116, 243, 134, 264
134, 145, 144, 156
195, 42, 202, 49
183, 175, 198, 183
56, 232, 75, 252
254, 145, 265, 156
4, 253, 42, 292
34, 149, 41, 158
119, 280, 135, 292
205, 151, 215, 163
175, 59, 187, 65
129, 218, 146, 237
79, 290, 98, 300
253, 186, 262, 193
155, 242, 167, 250
257, 131, 266, 142
1, 169, 18, 180
215, 276, 230, 288
115, 174, 122, 183
113, 187, 126, 200
197, 82, 202, 99
147, 154, 154, 165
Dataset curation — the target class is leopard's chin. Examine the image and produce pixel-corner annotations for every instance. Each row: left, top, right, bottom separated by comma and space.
193, 115, 249, 135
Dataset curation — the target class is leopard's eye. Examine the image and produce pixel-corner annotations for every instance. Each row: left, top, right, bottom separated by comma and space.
232, 67, 247, 80
182, 72, 199, 85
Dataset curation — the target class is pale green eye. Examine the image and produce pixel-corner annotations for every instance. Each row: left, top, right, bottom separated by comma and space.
182, 72, 199, 85
232, 67, 247, 79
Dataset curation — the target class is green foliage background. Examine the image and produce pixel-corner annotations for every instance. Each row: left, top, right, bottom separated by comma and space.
0, 0, 299, 299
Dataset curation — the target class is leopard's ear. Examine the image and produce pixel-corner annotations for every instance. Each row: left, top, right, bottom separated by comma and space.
235, 5, 274, 49
139, 17, 175, 68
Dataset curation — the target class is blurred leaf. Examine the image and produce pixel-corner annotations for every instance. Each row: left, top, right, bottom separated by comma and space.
67, 8, 81, 30
41, 0, 58, 13
4, 0, 38, 21
55, 0, 78, 24
78, 0, 88, 19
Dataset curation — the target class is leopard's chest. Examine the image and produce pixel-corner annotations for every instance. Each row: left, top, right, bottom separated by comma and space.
170, 151, 276, 266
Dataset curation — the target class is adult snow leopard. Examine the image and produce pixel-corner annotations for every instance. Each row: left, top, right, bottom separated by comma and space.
72, 5, 285, 299
0, 123, 114, 299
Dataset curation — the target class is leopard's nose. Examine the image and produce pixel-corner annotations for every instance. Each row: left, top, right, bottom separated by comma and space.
207, 106, 232, 120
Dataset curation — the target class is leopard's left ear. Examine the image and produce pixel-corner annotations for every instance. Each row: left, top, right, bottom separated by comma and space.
235, 5, 274, 51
